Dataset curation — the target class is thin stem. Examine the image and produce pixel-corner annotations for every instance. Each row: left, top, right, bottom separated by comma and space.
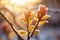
29, 19, 40, 39
27, 20, 30, 40
0, 12, 23, 40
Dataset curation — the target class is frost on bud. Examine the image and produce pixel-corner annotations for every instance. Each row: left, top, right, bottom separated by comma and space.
18, 30, 28, 37
37, 5, 48, 20
24, 10, 31, 20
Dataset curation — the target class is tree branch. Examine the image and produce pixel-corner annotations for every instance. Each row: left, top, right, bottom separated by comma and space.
27, 20, 30, 40
0, 12, 23, 40
29, 19, 40, 39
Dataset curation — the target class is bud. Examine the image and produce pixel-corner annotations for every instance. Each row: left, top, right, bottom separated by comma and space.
28, 25, 35, 32
37, 5, 48, 20
18, 30, 28, 37
24, 10, 31, 20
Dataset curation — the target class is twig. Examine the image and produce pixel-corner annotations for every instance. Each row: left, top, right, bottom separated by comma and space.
26, 20, 30, 40
0, 12, 23, 40
29, 19, 40, 39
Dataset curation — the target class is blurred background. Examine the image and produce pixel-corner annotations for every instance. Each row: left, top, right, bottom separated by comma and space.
0, 0, 60, 40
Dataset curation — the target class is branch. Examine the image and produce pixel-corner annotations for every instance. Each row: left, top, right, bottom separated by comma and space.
0, 12, 23, 40
26, 20, 30, 40
29, 19, 40, 39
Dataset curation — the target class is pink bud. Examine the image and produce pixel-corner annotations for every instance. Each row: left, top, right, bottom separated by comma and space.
24, 10, 31, 20
37, 5, 48, 20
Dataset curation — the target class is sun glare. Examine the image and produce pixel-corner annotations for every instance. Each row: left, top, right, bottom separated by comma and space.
10, 0, 41, 5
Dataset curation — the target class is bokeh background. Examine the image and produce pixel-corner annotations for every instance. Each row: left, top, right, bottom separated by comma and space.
0, 0, 60, 40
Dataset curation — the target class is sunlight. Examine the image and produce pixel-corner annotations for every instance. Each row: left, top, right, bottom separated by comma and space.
10, 0, 41, 5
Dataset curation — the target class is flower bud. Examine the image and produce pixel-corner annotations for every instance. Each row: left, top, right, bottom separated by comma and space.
37, 5, 48, 20
24, 10, 31, 20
